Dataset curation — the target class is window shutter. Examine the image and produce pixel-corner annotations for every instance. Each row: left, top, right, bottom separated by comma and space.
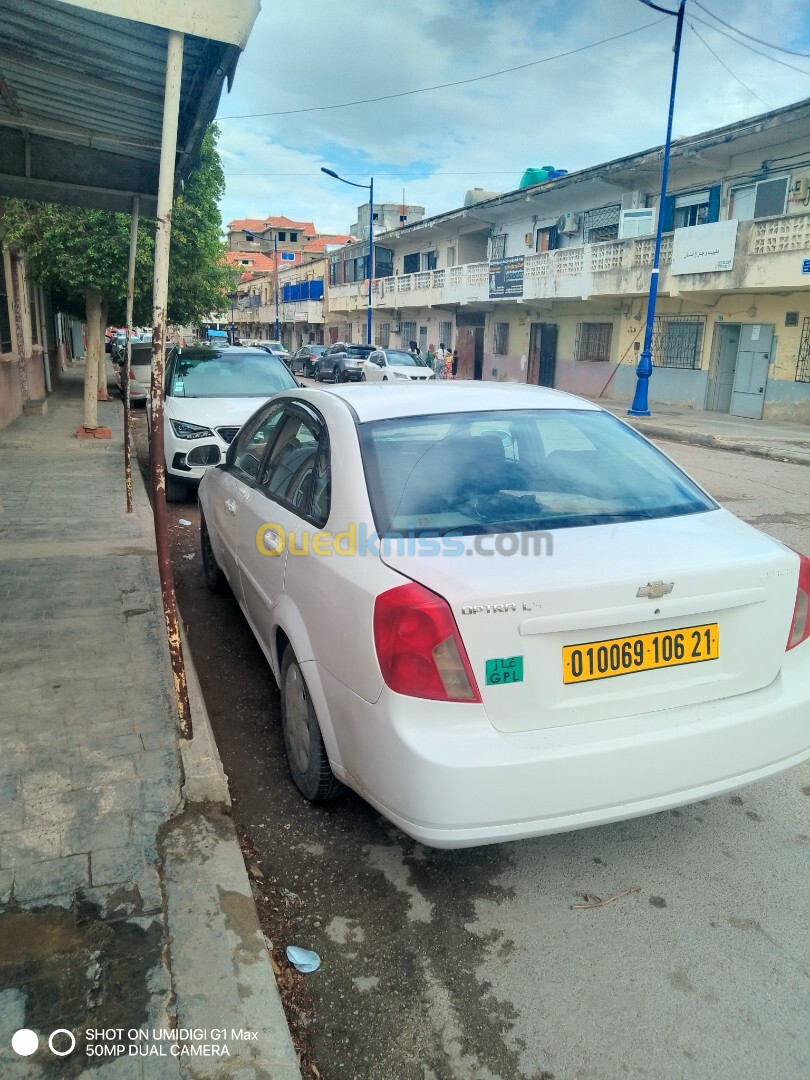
661, 195, 675, 232
706, 185, 721, 223
753, 176, 788, 219
548, 225, 559, 251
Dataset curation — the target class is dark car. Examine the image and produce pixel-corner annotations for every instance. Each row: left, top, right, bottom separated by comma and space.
291, 344, 328, 378
315, 343, 374, 383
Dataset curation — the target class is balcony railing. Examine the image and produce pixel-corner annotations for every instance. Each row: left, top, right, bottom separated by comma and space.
325, 211, 809, 312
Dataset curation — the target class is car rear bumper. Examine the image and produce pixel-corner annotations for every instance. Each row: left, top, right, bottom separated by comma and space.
315, 646, 810, 848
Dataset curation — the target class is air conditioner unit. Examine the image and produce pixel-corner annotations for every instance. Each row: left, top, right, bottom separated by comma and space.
621, 191, 642, 212
557, 212, 581, 235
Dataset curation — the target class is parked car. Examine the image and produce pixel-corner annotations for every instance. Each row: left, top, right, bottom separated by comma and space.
364, 348, 436, 382
198, 381, 810, 848
256, 340, 291, 365
113, 340, 154, 404
153, 344, 297, 501
291, 345, 328, 378
314, 342, 373, 382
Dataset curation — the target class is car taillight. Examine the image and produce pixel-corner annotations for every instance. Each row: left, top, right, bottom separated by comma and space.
129, 371, 135, 379
787, 551, 810, 650
373, 583, 481, 702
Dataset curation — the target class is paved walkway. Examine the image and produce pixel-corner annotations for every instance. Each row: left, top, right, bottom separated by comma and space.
587, 396, 810, 466
0, 366, 299, 1078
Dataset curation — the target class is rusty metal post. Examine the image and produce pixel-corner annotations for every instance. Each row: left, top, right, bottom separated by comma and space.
150, 30, 192, 739
124, 196, 139, 515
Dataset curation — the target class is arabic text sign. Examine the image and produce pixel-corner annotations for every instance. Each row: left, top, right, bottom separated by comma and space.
671, 219, 738, 276
489, 256, 525, 298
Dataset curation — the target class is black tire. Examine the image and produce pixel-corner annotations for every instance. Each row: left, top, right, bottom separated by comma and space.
332, 364, 340, 383
200, 511, 224, 592
315, 368, 323, 382
165, 473, 188, 503
360, 371, 366, 381
279, 645, 343, 801
382, 375, 388, 382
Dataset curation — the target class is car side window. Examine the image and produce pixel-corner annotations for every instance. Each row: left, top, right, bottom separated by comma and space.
259, 410, 328, 522
230, 403, 285, 482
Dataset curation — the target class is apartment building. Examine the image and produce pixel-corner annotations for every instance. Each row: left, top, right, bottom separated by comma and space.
233, 256, 328, 350
327, 98, 810, 420
350, 201, 425, 240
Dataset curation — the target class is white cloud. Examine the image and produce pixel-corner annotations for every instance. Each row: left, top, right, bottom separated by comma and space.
215, 0, 810, 232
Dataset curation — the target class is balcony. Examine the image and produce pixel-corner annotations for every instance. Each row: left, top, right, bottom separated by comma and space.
325, 211, 810, 313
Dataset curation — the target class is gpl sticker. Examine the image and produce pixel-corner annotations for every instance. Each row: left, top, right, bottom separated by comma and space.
485, 656, 524, 686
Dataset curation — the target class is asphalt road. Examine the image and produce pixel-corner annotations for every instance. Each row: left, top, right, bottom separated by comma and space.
133, 409, 810, 1080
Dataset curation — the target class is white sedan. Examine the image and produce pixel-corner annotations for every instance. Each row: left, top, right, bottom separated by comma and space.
198, 383, 810, 848
156, 344, 297, 501
364, 348, 435, 382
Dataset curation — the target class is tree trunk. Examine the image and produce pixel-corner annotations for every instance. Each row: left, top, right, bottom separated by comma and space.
97, 300, 110, 399
83, 289, 101, 429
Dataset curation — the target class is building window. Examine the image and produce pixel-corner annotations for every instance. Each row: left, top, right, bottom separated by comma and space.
493, 322, 509, 355
372, 212, 379, 221
489, 234, 507, 260
290, 232, 298, 242
278, 231, 286, 241
797, 317, 810, 383
536, 226, 559, 252
439, 321, 453, 349
281, 252, 296, 261
652, 316, 705, 370
27, 280, 39, 345
401, 320, 416, 345
785, 311, 799, 327
446, 247, 456, 267
583, 205, 620, 244
345, 323, 353, 343
0, 256, 12, 353
376, 322, 390, 348
422, 250, 437, 271
662, 186, 720, 230
403, 253, 420, 274
575, 322, 613, 362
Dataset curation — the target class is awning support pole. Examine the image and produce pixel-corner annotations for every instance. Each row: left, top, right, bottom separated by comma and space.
150, 30, 192, 739
124, 195, 139, 515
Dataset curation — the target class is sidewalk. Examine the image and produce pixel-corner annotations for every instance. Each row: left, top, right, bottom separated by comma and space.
586, 396, 810, 466
0, 365, 300, 1078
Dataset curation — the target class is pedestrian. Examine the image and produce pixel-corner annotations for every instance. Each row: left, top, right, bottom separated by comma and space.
451, 348, 459, 378
425, 343, 437, 371
436, 342, 448, 362
408, 339, 421, 360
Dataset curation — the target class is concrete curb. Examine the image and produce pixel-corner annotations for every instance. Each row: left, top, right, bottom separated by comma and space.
622, 421, 810, 467
130, 457, 301, 1079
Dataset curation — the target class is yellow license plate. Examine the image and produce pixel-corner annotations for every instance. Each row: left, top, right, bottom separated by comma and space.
563, 623, 719, 684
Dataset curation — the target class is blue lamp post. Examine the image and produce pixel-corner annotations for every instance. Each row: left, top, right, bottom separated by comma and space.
321, 167, 374, 346
241, 228, 280, 341
628, 0, 686, 417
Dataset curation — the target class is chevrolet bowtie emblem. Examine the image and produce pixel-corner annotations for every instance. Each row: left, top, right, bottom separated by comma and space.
637, 581, 674, 599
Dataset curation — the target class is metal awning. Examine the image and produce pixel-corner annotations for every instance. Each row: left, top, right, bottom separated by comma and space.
0, 0, 260, 215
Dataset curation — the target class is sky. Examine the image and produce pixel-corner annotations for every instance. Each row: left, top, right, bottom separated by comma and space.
215, 0, 810, 236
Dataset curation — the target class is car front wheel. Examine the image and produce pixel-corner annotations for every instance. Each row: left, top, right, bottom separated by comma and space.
280, 645, 344, 801
333, 365, 341, 382
165, 473, 188, 503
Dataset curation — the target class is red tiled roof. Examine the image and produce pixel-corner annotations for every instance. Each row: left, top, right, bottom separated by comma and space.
303, 234, 354, 253
226, 218, 266, 233
223, 251, 279, 272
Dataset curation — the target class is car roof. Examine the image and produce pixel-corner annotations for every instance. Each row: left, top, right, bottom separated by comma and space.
173, 346, 286, 361
285, 381, 603, 422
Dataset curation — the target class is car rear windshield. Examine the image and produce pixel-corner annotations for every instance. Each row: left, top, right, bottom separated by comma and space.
346, 346, 372, 357
169, 350, 296, 398
359, 409, 716, 536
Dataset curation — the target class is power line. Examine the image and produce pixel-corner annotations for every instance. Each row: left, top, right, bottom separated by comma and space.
225, 171, 547, 177
689, 13, 810, 76
217, 17, 667, 121
687, 21, 773, 109
692, 0, 810, 59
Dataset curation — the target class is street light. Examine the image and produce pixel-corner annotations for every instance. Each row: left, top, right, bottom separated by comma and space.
321, 167, 374, 346
242, 229, 280, 341
628, 0, 686, 417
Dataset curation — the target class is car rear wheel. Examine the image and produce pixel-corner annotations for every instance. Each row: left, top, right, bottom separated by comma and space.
333, 364, 341, 382
280, 645, 344, 801
200, 511, 224, 592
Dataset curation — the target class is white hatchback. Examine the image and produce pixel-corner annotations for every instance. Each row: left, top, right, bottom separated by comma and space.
198, 383, 810, 848
364, 348, 436, 382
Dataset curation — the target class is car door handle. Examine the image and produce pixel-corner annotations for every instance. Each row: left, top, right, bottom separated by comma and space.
225, 498, 237, 516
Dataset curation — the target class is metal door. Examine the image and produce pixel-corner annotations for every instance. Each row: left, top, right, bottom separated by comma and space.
730, 324, 773, 419
538, 324, 557, 387
707, 323, 740, 413
473, 326, 484, 380
418, 325, 428, 356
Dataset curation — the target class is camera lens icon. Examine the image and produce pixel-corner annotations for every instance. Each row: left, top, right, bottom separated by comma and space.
49, 1029, 77, 1057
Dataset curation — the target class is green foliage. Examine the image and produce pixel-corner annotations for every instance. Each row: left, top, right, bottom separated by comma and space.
0, 125, 230, 327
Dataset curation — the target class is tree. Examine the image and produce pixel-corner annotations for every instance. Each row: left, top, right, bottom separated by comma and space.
1, 125, 230, 428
